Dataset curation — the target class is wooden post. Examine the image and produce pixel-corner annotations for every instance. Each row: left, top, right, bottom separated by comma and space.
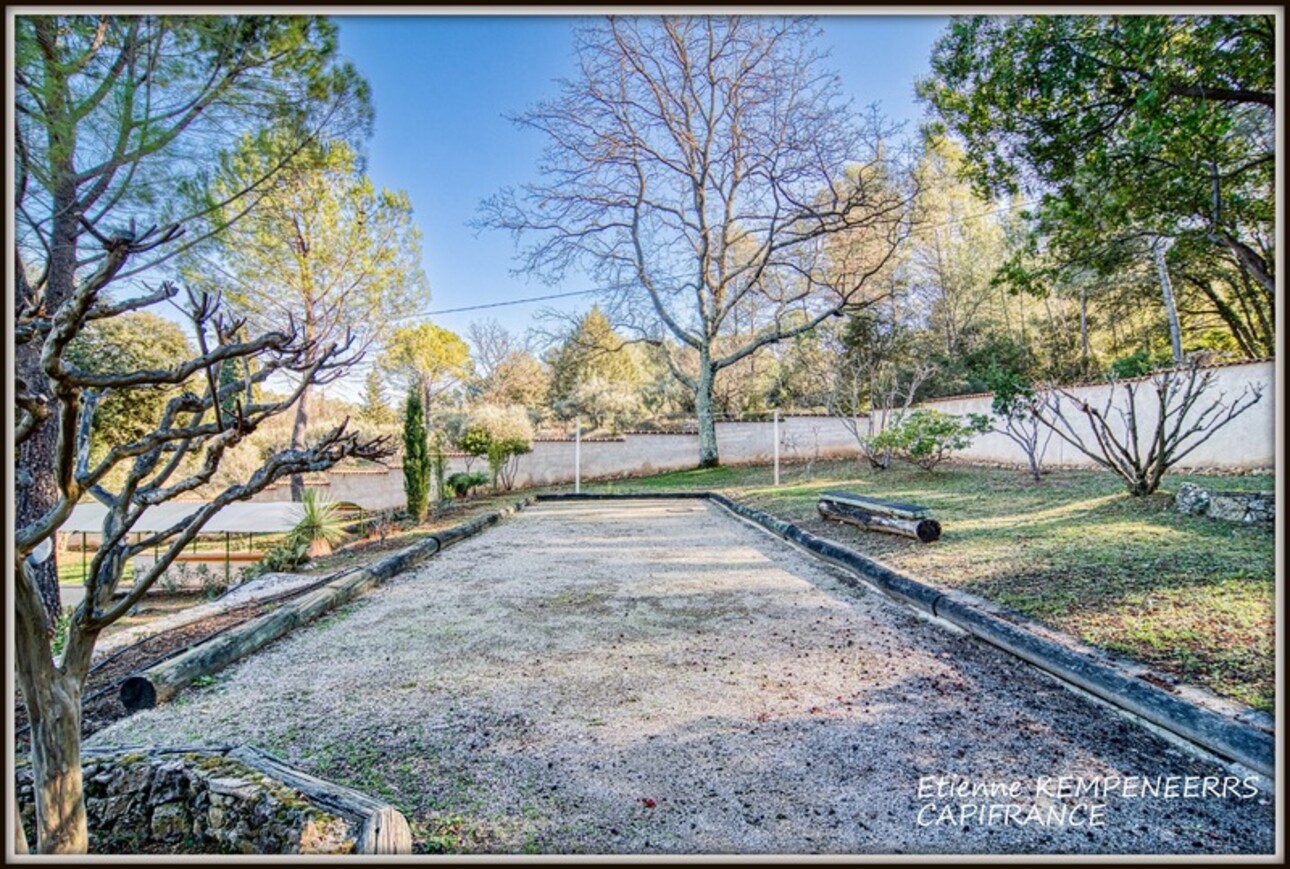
773, 410, 780, 486
224, 531, 231, 586
575, 417, 581, 494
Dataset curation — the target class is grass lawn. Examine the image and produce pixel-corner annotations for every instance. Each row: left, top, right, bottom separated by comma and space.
586, 459, 1276, 713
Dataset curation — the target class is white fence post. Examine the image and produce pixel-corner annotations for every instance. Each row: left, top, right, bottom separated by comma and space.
575, 417, 581, 493
773, 410, 780, 486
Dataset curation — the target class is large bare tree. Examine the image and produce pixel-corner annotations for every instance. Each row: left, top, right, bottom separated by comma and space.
482, 16, 916, 466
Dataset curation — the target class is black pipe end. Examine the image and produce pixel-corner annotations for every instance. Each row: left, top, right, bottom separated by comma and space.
916, 519, 943, 544
120, 676, 157, 711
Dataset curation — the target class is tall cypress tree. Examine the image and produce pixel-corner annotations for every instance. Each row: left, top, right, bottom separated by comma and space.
402, 386, 431, 521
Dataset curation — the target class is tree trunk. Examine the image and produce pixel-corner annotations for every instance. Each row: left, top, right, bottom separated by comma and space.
1079, 288, 1091, 377
695, 358, 719, 468
26, 676, 86, 854
16, 172, 83, 633
1153, 239, 1184, 365
16, 558, 97, 854
12, 790, 29, 854
16, 353, 64, 632
15, 49, 93, 851
289, 382, 311, 502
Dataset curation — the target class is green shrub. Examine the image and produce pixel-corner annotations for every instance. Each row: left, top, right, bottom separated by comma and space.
446, 471, 490, 499
243, 538, 309, 579
1107, 349, 1173, 380
403, 388, 431, 520
871, 409, 990, 471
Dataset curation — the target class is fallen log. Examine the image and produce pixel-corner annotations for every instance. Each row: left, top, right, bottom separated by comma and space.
818, 490, 930, 519
121, 499, 528, 711
817, 499, 942, 543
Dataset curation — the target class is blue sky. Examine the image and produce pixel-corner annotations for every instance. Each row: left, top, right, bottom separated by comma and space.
332, 13, 949, 345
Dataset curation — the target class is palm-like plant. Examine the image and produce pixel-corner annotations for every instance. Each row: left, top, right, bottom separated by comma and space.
288, 489, 348, 558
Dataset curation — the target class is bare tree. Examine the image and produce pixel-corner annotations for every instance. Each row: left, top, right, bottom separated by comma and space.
482, 16, 916, 467
12, 16, 375, 853
826, 312, 932, 469
14, 233, 392, 852
466, 318, 519, 383
992, 394, 1054, 483
1032, 360, 1263, 496
13, 14, 369, 639
986, 375, 1054, 483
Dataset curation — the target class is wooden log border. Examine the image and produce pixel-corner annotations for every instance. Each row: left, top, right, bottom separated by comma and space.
535, 492, 1274, 778
121, 498, 532, 712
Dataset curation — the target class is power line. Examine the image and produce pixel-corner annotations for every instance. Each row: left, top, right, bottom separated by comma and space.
403, 196, 1036, 320
398, 287, 605, 319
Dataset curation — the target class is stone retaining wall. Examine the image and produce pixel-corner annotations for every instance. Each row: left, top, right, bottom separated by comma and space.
16, 747, 384, 854
1174, 482, 1275, 523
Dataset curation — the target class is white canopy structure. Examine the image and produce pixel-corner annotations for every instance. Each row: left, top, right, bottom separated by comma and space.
59, 501, 309, 536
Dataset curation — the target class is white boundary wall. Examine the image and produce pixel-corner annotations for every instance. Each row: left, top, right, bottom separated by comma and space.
253, 416, 863, 510
251, 360, 1274, 511
924, 359, 1274, 470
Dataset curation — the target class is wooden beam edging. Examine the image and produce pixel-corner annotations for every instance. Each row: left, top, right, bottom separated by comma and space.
536, 492, 1273, 777
702, 492, 1274, 778
120, 498, 533, 712
72, 744, 412, 854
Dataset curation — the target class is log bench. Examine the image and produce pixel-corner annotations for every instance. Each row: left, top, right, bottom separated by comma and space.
817, 491, 942, 543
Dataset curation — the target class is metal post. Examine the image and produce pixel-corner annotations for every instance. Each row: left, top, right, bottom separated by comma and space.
225, 531, 231, 586
574, 418, 582, 494
81, 532, 87, 583
773, 410, 780, 486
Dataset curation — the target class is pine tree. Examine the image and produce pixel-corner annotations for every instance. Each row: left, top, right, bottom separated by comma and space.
360, 368, 396, 427
547, 306, 643, 422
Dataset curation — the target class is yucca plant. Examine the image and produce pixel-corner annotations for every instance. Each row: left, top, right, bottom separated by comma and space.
288, 489, 347, 558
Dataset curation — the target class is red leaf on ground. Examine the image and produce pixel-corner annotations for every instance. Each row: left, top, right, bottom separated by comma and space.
641, 797, 657, 808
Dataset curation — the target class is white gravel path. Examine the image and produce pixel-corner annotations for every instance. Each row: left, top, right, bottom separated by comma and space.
91, 500, 1275, 855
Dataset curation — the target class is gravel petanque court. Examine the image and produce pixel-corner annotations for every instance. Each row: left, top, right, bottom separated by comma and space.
91, 499, 1274, 855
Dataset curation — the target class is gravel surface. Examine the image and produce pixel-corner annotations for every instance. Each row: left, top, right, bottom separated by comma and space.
91, 500, 1276, 855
